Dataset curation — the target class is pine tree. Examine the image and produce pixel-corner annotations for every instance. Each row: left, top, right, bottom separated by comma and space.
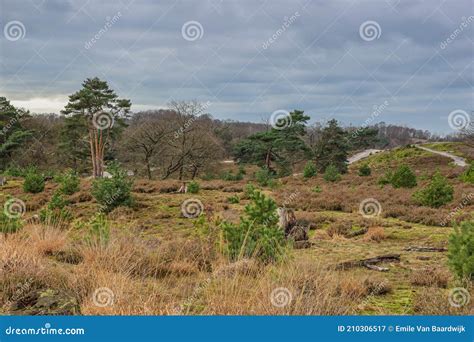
61, 78, 131, 177
313, 119, 349, 173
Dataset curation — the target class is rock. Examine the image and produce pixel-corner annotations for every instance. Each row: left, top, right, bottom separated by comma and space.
287, 225, 309, 241
0, 176, 7, 186
293, 241, 312, 249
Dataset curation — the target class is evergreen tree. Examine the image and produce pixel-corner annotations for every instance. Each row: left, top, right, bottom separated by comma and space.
62, 77, 131, 177
58, 114, 89, 173
233, 110, 310, 173
313, 119, 349, 173
0, 97, 31, 169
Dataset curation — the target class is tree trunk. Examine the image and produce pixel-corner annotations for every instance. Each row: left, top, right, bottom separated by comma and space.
145, 156, 152, 180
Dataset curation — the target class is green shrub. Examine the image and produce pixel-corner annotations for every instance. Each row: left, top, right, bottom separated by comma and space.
358, 163, 371, 176
242, 183, 256, 199
448, 220, 474, 281
311, 185, 322, 193
220, 190, 286, 263
4, 165, 27, 177
221, 167, 244, 181
23, 169, 45, 193
48, 191, 69, 210
413, 171, 453, 208
86, 213, 110, 247
187, 180, 200, 194
91, 163, 133, 213
0, 211, 23, 236
57, 170, 80, 195
323, 164, 341, 182
255, 168, 274, 187
378, 170, 393, 186
390, 164, 417, 188
460, 163, 474, 184
227, 195, 240, 204
39, 191, 72, 227
303, 161, 317, 178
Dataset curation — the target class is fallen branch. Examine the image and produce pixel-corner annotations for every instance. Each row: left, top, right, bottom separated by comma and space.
404, 246, 447, 252
346, 228, 368, 238
335, 254, 400, 271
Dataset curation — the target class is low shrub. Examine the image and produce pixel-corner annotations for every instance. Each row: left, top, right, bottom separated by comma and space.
390, 164, 417, 188
460, 163, 474, 184
187, 181, 200, 194
303, 161, 317, 178
410, 269, 449, 288
358, 163, 371, 176
91, 163, 133, 213
23, 169, 45, 193
254, 168, 274, 187
311, 185, 322, 193
323, 164, 341, 182
227, 195, 240, 204
448, 220, 474, 281
220, 190, 286, 263
57, 170, 80, 195
413, 171, 453, 208
0, 211, 23, 236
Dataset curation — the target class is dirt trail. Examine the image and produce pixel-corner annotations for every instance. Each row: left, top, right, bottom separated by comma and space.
347, 149, 383, 164
415, 145, 467, 167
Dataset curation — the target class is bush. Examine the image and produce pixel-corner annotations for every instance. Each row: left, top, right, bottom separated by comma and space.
312, 185, 322, 193
39, 191, 72, 227
323, 164, 341, 182
254, 168, 274, 187
460, 163, 474, 184
57, 170, 80, 195
4, 165, 27, 177
227, 195, 240, 204
242, 183, 256, 199
358, 163, 371, 176
0, 211, 23, 236
378, 170, 393, 186
220, 190, 286, 263
303, 161, 317, 178
390, 164, 417, 188
23, 169, 45, 193
448, 220, 474, 281
413, 171, 453, 208
221, 166, 245, 181
187, 181, 200, 194
91, 163, 133, 213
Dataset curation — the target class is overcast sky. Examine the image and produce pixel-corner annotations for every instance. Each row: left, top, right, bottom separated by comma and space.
0, 0, 472, 134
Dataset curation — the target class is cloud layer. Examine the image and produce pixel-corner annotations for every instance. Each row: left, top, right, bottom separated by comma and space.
0, 0, 472, 134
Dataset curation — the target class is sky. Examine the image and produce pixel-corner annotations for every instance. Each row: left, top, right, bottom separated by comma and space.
0, 0, 473, 134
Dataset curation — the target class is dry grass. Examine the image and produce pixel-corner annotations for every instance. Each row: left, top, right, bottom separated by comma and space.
410, 269, 450, 288
363, 227, 386, 242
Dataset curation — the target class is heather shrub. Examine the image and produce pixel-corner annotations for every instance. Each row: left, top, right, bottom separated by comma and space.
413, 171, 453, 208
448, 220, 474, 281
254, 168, 274, 187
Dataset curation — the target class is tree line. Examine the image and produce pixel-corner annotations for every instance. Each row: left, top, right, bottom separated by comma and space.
1, 77, 468, 180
